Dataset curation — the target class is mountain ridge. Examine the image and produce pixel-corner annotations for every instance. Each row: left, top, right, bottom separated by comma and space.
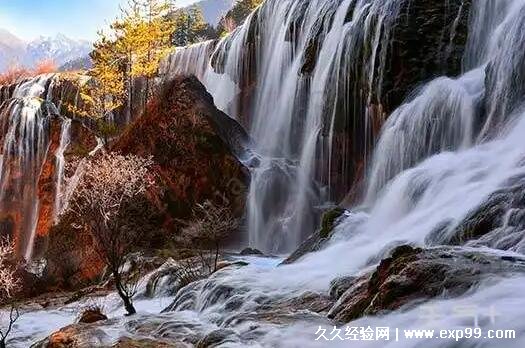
0, 29, 91, 72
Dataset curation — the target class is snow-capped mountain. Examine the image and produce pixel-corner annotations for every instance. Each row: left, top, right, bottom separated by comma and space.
0, 29, 92, 72
25, 33, 91, 67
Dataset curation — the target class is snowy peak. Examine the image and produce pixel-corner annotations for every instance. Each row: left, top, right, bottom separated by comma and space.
0, 29, 92, 72
25, 34, 92, 67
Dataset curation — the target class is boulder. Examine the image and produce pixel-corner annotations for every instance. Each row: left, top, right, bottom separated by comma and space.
282, 207, 345, 264
239, 247, 263, 256
328, 245, 525, 323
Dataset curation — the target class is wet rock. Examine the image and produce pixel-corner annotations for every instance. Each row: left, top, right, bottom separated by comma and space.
114, 338, 185, 348
328, 245, 525, 323
282, 207, 345, 264
196, 329, 237, 348
239, 247, 264, 256
429, 175, 525, 250
77, 308, 108, 324
329, 276, 356, 301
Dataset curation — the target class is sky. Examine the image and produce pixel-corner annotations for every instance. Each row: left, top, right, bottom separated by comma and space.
0, 0, 199, 41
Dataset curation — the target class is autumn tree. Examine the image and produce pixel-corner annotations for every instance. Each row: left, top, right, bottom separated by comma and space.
113, 0, 175, 105
67, 0, 174, 124
0, 238, 20, 348
177, 200, 239, 273
68, 36, 126, 122
62, 153, 156, 315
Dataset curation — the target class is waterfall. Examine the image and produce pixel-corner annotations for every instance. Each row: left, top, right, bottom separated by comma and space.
53, 118, 72, 221
147, 0, 525, 346
0, 74, 72, 259
166, 0, 430, 253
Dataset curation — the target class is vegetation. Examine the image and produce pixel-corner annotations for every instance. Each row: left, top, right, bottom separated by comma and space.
217, 0, 264, 36
61, 153, 157, 315
177, 200, 239, 273
68, 0, 175, 121
0, 59, 57, 85
171, 5, 213, 46
319, 207, 345, 239
0, 238, 20, 348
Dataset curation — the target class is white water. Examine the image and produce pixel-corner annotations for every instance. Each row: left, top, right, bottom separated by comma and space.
151, 0, 525, 346
167, 0, 413, 253
0, 74, 76, 259
53, 118, 72, 221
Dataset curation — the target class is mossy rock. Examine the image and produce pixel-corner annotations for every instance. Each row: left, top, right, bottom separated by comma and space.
319, 207, 345, 239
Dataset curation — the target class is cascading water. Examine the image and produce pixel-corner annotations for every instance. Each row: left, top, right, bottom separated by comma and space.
0, 74, 73, 259
147, 0, 525, 346
53, 118, 72, 221
166, 0, 440, 253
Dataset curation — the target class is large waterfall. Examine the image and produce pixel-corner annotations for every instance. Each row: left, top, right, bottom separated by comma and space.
155, 0, 525, 346
163, 0, 471, 253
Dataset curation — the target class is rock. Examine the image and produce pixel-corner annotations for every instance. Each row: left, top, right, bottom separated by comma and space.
427, 174, 525, 250
31, 323, 112, 348
328, 245, 525, 323
114, 337, 185, 348
112, 75, 249, 239
239, 247, 263, 256
282, 207, 345, 264
328, 276, 356, 301
196, 329, 237, 348
77, 308, 108, 324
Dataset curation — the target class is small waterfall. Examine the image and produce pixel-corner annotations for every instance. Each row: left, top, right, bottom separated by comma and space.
53, 118, 72, 221
0, 94, 51, 259
0, 74, 73, 259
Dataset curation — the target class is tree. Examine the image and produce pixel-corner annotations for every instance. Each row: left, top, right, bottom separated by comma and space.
217, 0, 263, 36
62, 153, 156, 315
171, 6, 211, 46
67, 0, 174, 122
114, 0, 175, 105
66, 36, 126, 122
0, 238, 20, 348
178, 200, 239, 273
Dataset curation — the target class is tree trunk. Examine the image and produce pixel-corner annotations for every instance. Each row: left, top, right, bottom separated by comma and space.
113, 270, 137, 316
0, 338, 6, 348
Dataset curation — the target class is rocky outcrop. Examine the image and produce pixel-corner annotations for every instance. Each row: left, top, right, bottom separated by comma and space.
113, 75, 249, 225
328, 245, 525, 323
43, 75, 249, 290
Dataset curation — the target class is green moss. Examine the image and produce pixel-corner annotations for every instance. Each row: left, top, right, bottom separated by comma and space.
319, 207, 345, 239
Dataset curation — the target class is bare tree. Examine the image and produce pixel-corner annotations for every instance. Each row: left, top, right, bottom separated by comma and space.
178, 201, 239, 273
62, 152, 156, 315
0, 238, 20, 348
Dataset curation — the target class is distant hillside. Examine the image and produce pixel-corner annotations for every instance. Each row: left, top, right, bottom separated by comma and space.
0, 29, 27, 71
193, 0, 235, 26
0, 29, 92, 72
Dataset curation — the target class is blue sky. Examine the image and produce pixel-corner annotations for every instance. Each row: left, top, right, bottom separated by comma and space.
0, 0, 198, 41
